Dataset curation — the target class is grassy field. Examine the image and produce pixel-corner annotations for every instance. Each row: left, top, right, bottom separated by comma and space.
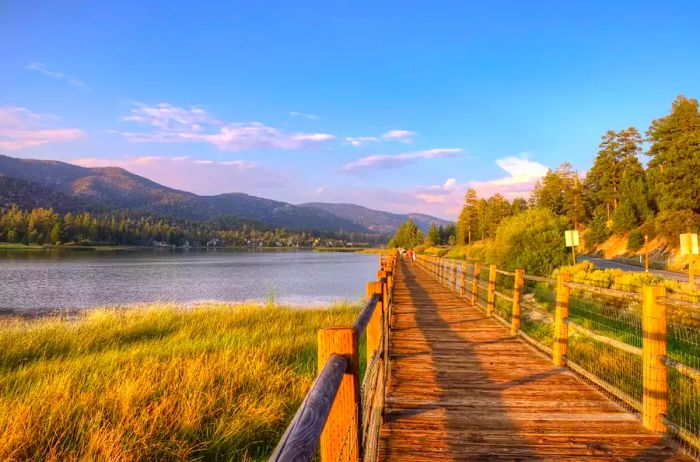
0, 302, 359, 461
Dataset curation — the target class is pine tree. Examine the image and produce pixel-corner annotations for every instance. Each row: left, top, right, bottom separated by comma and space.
646, 95, 700, 212
427, 223, 441, 246
456, 188, 479, 244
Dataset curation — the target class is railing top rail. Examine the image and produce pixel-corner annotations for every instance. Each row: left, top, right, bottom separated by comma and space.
565, 319, 643, 356
269, 354, 348, 461
493, 289, 514, 303
659, 296, 700, 312
353, 293, 379, 335
564, 281, 642, 301
523, 274, 556, 284
495, 269, 515, 277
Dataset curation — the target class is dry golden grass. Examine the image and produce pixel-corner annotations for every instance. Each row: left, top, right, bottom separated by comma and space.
0, 302, 359, 461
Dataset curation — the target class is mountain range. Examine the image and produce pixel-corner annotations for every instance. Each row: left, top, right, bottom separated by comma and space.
0, 154, 451, 234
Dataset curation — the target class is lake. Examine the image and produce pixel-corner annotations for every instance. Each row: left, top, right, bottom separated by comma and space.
0, 249, 379, 314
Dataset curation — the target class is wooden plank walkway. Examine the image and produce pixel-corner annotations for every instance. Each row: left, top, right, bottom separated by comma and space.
378, 260, 691, 461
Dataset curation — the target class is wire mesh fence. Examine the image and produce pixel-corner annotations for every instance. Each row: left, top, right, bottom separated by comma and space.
665, 295, 700, 458
493, 271, 514, 324
565, 286, 644, 407
520, 277, 557, 350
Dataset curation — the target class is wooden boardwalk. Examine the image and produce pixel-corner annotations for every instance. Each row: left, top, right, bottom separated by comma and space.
378, 260, 691, 461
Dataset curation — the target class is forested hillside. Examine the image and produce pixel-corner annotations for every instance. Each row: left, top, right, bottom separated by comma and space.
0, 205, 375, 247
299, 202, 451, 233
0, 155, 367, 233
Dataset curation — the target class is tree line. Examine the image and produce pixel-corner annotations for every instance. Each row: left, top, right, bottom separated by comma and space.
388, 95, 700, 272
0, 205, 374, 247
454, 95, 700, 250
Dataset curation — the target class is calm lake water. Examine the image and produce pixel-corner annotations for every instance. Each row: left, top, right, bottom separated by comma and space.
0, 249, 379, 314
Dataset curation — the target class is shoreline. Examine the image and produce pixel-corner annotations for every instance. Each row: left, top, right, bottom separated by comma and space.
0, 243, 383, 252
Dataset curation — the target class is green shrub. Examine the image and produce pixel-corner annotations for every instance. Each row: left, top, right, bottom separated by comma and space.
487, 208, 569, 276
584, 214, 611, 249
627, 229, 645, 251
652, 210, 700, 242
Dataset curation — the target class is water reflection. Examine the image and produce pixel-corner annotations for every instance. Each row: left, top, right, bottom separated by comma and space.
0, 249, 378, 313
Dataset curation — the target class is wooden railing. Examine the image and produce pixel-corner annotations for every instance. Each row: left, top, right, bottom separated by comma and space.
270, 253, 397, 462
416, 254, 700, 456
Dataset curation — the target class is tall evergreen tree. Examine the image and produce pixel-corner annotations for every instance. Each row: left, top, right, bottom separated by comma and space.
456, 188, 479, 245
646, 95, 700, 213
532, 163, 581, 226
427, 223, 441, 246
585, 128, 643, 219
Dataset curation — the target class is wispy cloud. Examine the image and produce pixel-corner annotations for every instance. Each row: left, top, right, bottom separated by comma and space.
382, 129, 415, 142
342, 148, 461, 172
25, 62, 85, 88
119, 103, 334, 151
344, 136, 379, 147
72, 155, 287, 195
344, 129, 416, 147
0, 106, 84, 150
289, 111, 319, 120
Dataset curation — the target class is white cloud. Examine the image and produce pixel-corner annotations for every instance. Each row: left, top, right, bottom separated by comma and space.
342, 148, 461, 172
496, 155, 549, 180
25, 62, 85, 88
443, 178, 457, 190
119, 103, 335, 152
469, 153, 548, 197
123, 103, 217, 130
382, 129, 415, 142
344, 136, 380, 147
289, 111, 319, 120
343, 129, 416, 147
409, 154, 550, 219
0, 106, 84, 150
72, 156, 286, 195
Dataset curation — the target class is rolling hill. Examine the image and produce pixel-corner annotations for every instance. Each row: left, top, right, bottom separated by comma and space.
298, 202, 452, 233
0, 154, 452, 234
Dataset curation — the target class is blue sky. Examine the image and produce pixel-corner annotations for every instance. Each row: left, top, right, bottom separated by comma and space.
1, 1, 699, 219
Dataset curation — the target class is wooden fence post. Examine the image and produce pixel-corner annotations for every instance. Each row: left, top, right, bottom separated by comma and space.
553, 272, 571, 366
448, 259, 453, 288
511, 269, 524, 335
471, 262, 481, 305
318, 327, 360, 462
446, 259, 451, 287
367, 280, 384, 359
642, 285, 667, 432
460, 261, 467, 297
444, 258, 448, 286
487, 264, 496, 316
452, 260, 458, 292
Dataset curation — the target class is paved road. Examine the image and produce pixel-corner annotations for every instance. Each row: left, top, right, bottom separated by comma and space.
578, 256, 689, 283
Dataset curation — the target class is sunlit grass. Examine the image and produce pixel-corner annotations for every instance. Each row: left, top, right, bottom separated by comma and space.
0, 302, 359, 461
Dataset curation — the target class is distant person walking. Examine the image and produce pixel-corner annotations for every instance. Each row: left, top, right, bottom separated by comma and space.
408, 249, 416, 267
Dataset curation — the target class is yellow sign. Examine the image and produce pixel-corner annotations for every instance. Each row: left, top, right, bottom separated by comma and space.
565, 230, 580, 247
680, 233, 699, 256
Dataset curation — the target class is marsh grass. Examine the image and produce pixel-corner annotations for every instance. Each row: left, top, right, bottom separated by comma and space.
0, 302, 359, 461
